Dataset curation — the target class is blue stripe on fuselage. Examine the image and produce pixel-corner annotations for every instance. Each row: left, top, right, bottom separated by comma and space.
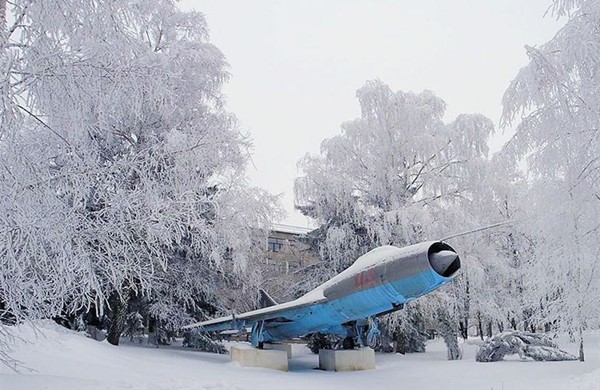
261, 269, 452, 342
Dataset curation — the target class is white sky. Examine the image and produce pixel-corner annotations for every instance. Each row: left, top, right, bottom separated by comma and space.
178, 1, 563, 227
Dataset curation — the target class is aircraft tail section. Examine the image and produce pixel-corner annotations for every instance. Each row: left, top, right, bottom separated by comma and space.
259, 289, 278, 308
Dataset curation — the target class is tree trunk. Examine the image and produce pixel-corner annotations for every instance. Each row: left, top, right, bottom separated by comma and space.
436, 307, 462, 360
394, 331, 406, 354
441, 327, 462, 360
107, 291, 128, 346
0, 0, 6, 31
477, 314, 484, 341
486, 321, 493, 338
148, 316, 156, 333
461, 277, 470, 340
578, 327, 585, 362
459, 320, 468, 339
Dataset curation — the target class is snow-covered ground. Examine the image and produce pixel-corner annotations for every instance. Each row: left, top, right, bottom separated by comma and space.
0, 321, 598, 390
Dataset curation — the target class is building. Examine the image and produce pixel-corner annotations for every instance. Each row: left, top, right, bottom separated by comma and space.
266, 223, 319, 274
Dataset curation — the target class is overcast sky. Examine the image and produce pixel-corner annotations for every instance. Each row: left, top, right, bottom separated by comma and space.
178, 1, 563, 227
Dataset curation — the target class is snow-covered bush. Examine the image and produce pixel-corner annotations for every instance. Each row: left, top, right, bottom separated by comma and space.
305, 332, 340, 354
382, 303, 428, 354
476, 331, 577, 362
123, 312, 145, 343
183, 331, 227, 354
435, 305, 462, 360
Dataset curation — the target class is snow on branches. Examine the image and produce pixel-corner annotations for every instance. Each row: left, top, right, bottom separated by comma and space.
295, 80, 494, 255
295, 80, 495, 358
500, 0, 600, 361
0, 0, 278, 345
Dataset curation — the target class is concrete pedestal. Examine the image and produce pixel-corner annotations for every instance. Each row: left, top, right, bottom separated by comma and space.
319, 348, 376, 371
230, 346, 289, 371
263, 343, 293, 359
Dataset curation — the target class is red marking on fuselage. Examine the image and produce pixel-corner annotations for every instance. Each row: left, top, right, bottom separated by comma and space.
354, 268, 378, 289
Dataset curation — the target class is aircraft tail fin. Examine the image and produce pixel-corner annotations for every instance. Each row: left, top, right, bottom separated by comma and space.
258, 289, 278, 308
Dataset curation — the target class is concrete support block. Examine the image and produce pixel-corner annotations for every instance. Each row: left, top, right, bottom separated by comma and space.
319, 348, 376, 371
230, 346, 289, 371
263, 343, 292, 359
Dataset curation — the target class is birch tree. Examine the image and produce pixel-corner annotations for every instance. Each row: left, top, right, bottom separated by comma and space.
0, 0, 277, 348
295, 80, 494, 357
296, 80, 493, 257
500, 0, 600, 361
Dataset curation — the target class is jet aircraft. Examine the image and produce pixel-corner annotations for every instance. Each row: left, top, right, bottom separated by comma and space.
182, 241, 460, 349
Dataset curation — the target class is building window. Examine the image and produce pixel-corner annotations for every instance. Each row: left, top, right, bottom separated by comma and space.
268, 237, 285, 252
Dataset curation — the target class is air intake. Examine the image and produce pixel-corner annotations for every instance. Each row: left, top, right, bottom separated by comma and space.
428, 243, 461, 278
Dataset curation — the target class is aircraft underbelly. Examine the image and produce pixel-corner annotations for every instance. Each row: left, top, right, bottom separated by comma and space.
389, 269, 446, 298
263, 303, 347, 340
333, 270, 449, 319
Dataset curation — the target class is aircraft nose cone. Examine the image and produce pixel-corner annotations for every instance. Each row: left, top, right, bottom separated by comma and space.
429, 250, 459, 277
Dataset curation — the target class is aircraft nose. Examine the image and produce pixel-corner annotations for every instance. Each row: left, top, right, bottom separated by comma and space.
429, 250, 460, 277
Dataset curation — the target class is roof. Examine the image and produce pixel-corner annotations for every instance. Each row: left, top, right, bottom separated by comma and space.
271, 223, 314, 235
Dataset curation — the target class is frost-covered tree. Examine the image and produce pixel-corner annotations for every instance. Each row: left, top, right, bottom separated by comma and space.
295, 80, 494, 357
295, 80, 493, 259
500, 0, 600, 361
0, 0, 278, 349
444, 160, 537, 339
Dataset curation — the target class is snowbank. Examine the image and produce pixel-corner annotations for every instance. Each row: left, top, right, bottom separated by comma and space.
0, 321, 598, 390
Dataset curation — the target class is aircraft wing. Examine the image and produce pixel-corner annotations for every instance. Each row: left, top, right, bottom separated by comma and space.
181, 289, 327, 333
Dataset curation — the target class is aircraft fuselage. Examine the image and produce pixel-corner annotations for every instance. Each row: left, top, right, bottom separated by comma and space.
185, 241, 460, 346
261, 241, 459, 341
